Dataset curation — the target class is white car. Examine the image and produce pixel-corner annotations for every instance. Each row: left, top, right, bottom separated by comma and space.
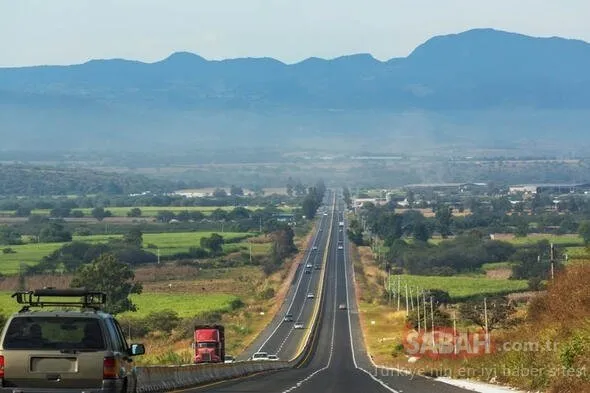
307, 293, 315, 299
294, 322, 305, 329
312, 246, 318, 251
251, 352, 269, 361
338, 245, 343, 250
268, 354, 279, 361
224, 355, 235, 363
306, 263, 313, 268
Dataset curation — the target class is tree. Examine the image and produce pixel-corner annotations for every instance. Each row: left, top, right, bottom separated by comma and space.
123, 228, 143, 248
435, 205, 453, 238
230, 185, 244, 196
14, 206, 31, 217
91, 207, 112, 221
406, 190, 415, 208
50, 207, 71, 218
200, 233, 224, 254
578, 220, 590, 245
127, 208, 142, 217
70, 253, 142, 315
0, 227, 23, 245
156, 210, 176, 223
413, 222, 431, 242
212, 188, 228, 198
459, 297, 515, 332
39, 221, 72, 243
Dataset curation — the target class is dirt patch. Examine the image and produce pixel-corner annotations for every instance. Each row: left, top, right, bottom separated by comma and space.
0, 274, 73, 291
485, 268, 512, 280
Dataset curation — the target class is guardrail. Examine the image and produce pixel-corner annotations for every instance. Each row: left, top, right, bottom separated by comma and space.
135, 194, 337, 392
136, 361, 290, 393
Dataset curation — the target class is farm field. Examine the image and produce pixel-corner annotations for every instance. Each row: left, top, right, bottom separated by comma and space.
0, 291, 239, 319
490, 233, 583, 246
0, 205, 293, 218
121, 293, 240, 318
0, 231, 258, 274
391, 274, 528, 302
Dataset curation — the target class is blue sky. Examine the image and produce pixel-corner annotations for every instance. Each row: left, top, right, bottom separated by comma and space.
1, 0, 589, 66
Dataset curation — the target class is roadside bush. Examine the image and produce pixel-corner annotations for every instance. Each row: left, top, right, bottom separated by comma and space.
2, 247, 16, 254
144, 309, 181, 334
257, 287, 275, 300
116, 316, 150, 339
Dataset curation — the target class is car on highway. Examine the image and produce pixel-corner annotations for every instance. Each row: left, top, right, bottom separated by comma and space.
338, 245, 344, 250
312, 246, 318, 251
294, 322, 305, 329
314, 265, 321, 270
283, 313, 294, 322
0, 288, 145, 393
304, 268, 311, 274
251, 352, 269, 361
307, 293, 315, 299
323, 213, 328, 216
338, 304, 347, 310
224, 355, 235, 363
268, 354, 279, 361
306, 263, 313, 268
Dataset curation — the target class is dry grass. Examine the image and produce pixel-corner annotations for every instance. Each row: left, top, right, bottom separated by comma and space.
353, 241, 590, 392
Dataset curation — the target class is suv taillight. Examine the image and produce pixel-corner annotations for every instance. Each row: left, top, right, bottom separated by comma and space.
0, 355, 4, 378
103, 357, 117, 379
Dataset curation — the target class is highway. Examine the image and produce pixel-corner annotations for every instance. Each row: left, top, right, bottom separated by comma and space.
238, 191, 334, 362
186, 192, 475, 393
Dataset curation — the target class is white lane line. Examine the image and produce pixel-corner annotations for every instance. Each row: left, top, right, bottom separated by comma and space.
275, 250, 319, 354
257, 208, 328, 353
279, 217, 338, 393
343, 208, 401, 393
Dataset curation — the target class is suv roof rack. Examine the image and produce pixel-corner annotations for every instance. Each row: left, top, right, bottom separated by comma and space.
11, 287, 107, 312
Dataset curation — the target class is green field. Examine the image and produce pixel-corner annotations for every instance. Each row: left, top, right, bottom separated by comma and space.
391, 274, 528, 301
0, 291, 239, 319
121, 293, 239, 318
481, 262, 513, 271
503, 234, 582, 246
0, 231, 256, 274
0, 205, 293, 218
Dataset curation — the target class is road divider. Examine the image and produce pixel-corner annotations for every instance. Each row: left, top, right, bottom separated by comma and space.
136, 361, 290, 393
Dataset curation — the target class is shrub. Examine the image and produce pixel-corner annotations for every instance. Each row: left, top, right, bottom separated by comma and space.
144, 309, 181, 334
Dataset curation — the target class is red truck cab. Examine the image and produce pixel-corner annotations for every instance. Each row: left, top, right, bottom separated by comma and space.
193, 324, 225, 363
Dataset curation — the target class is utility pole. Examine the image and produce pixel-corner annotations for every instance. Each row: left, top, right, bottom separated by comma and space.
405, 284, 409, 316
416, 290, 421, 332
249, 239, 252, 264
397, 276, 401, 311
430, 296, 436, 351
423, 292, 427, 332
409, 286, 414, 311
157, 248, 160, 265
453, 310, 457, 355
484, 297, 490, 352
550, 242, 555, 280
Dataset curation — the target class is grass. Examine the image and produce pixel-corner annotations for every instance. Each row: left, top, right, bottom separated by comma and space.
500, 233, 583, 246
0, 231, 255, 274
120, 293, 239, 318
0, 205, 293, 218
391, 274, 528, 301
481, 261, 513, 271
0, 291, 239, 319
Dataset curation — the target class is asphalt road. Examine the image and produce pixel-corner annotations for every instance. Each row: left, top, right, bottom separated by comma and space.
237, 191, 334, 362
188, 194, 476, 393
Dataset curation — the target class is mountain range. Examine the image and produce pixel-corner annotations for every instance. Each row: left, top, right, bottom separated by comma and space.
2, 28, 590, 154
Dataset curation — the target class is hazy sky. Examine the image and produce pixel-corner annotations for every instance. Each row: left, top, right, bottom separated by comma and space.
1, 0, 589, 66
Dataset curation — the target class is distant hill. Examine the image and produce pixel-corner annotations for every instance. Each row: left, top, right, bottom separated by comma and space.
0, 164, 183, 196
1, 28, 590, 153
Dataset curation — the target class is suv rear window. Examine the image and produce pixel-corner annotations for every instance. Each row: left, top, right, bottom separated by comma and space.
3, 316, 106, 351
